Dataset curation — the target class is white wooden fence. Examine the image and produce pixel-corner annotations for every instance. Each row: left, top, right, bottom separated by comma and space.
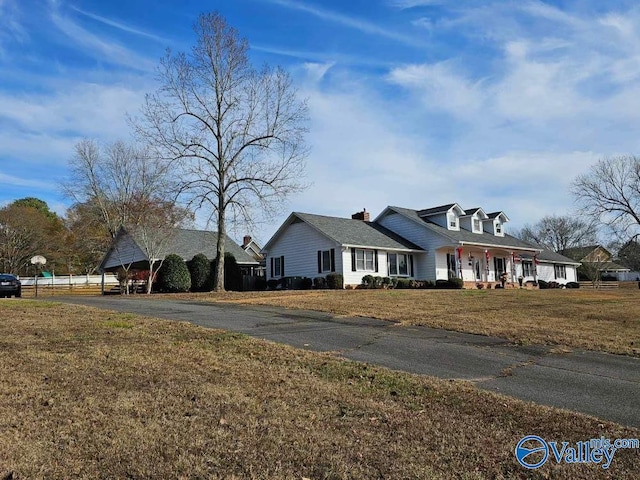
19, 274, 119, 287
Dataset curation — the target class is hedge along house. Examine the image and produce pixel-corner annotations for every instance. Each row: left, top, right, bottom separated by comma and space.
99, 227, 259, 292
261, 210, 423, 286
264, 205, 580, 288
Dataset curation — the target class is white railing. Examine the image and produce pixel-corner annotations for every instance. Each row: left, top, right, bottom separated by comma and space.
19, 274, 119, 287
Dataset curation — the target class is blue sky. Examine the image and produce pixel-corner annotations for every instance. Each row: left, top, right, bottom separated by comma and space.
2, 0, 640, 245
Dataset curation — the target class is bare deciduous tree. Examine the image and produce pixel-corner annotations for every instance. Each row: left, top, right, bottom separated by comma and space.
513, 215, 598, 252
134, 12, 309, 291
64, 139, 188, 293
573, 155, 640, 238
65, 139, 176, 238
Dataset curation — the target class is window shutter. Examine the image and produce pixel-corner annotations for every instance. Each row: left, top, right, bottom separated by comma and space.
330, 248, 335, 272
351, 248, 356, 272
409, 255, 414, 277
374, 249, 379, 272
280, 256, 285, 276
317, 251, 322, 274
270, 257, 274, 278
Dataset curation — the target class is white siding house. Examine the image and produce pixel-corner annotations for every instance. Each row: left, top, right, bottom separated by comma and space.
264, 204, 580, 288
262, 211, 423, 286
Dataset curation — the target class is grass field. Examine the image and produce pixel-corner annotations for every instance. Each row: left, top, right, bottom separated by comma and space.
185, 289, 640, 357
0, 300, 638, 479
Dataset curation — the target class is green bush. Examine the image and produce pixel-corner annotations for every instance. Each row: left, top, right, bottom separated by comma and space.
313, 276, 326, 289
361, 275, 374, 288
396, 278, 411, 289
187, 253, 211, 292
301, 277, 313, 290
254, 277, 267, 291
326, 273, 344, 289
435, 278, 463, 289
223, 253, 243, 291
267, 279, 280, 290
157, 254, 191, 293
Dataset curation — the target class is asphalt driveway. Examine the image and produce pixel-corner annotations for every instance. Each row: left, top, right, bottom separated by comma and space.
53, 295, 639, 429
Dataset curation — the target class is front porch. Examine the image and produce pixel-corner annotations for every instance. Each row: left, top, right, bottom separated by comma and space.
437, 245, 541, 287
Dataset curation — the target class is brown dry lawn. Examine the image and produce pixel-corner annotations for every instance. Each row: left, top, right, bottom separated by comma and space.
1, 300, 638, 479
185, 289, 640, 357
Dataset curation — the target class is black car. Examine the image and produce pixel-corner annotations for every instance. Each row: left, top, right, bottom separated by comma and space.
0, 274, 21, 298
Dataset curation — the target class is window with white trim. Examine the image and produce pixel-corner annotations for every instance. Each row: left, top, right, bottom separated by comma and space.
321, 250, 331, 273
356, 249, 375, 271
495, 223, 502, 234
448, 213, 458, 229
522, 260, 533, 277
274, 257, 282, 277
473, 218, 481, 232
554, 264, 566, 279
388, 253, 409, 276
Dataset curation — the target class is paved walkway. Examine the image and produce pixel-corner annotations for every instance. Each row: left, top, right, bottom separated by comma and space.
53, 295, 640, 428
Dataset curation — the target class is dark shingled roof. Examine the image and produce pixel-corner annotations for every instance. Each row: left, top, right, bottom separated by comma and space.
293, 212, 422, 250
387, 206, 542, 251
520, 246, 582, 265
167, 229, 258, 264
460, 207, 483, 217
416, 203, 458, 216
485, 211, 504, 219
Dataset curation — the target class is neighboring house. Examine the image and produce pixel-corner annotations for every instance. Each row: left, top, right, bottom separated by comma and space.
263, 204, 580, 287
100, 227, 259, 275
242, 235, 266, 277
560, 245, 630, 280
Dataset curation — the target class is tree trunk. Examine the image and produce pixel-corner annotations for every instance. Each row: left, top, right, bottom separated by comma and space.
214, 203, 226, 292
146, 261, 155, 294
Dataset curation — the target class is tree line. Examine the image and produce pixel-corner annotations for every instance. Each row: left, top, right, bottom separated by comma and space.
514, 155, 640, 273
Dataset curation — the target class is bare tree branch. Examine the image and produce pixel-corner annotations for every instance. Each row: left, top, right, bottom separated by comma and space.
133, 12, 309, 291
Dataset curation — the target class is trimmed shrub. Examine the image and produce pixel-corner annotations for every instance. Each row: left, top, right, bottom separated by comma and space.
326, 273, 344, 289
157, 254, 191, 293
396, 278, 411, 289
435, 279, 449, 289
361, 275, 375, 289
436, 278, 463, 289
566, 281, 580, 289
538, 279, 549, 289
313, 276, 326, 289
381, 277, 393, 289
267, 279, 280, 290
254, 276, 267, 291
187, 253, 211, 292
301, 277, 313, 290
223, 253, 243, 291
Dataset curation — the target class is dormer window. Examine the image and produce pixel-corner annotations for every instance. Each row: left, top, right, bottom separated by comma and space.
473, 218, 481, 231
495, 223, 502, 234
447, 213, 458, 229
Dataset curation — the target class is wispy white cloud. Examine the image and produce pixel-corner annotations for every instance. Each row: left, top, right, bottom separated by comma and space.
69, 6, 168, 43
388, 0, 446, 9
0, 171, 53, 190
0, 0, 28, 57
49, 3, 156, 71
267, 0, 427, 48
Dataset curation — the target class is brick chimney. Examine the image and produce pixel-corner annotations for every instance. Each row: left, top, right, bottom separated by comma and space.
351, 208, 370, 222
243, 235, 252, 247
